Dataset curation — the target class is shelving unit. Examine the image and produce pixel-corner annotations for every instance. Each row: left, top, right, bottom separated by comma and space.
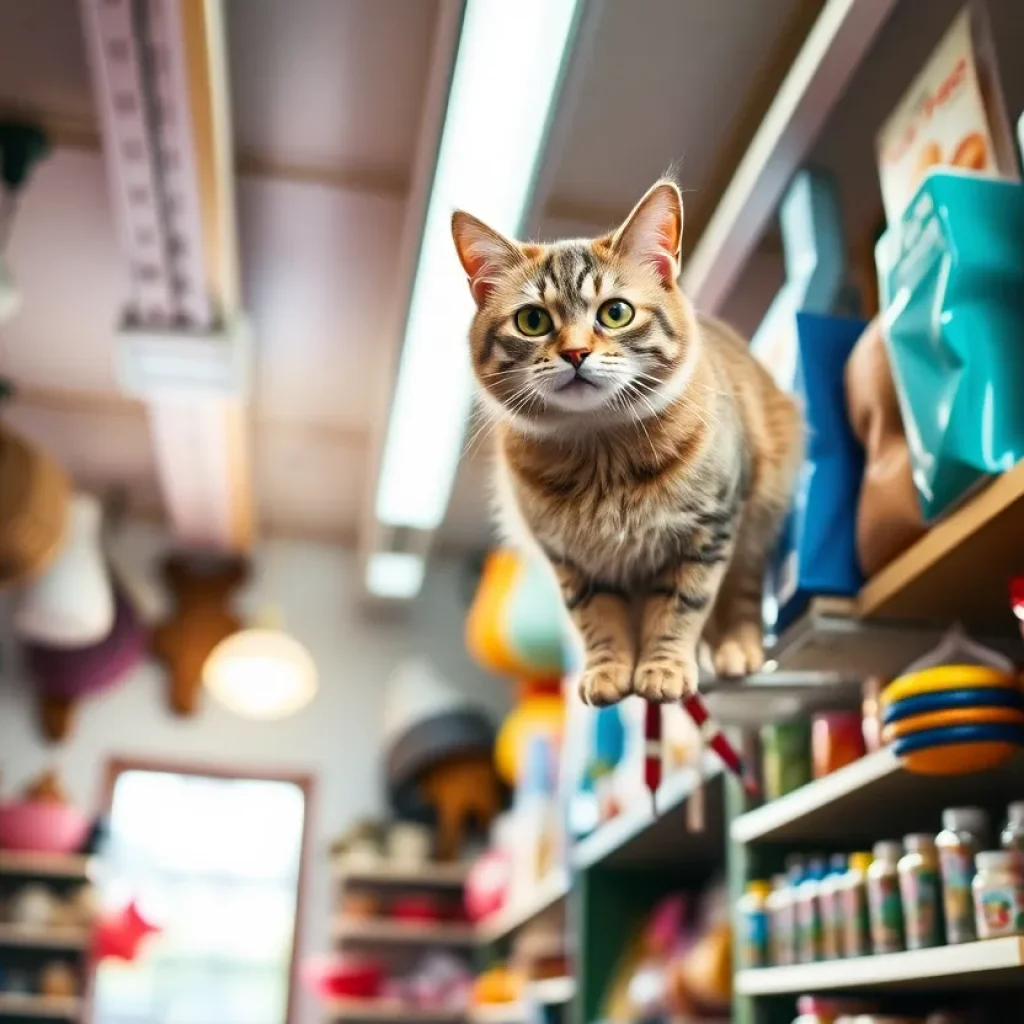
325, 998, 466, 1023
332, 916, 477, 948
333, 859, 469, 890
0, 852, 94, 1022
476, 868, 570, 946
0, 994, 82, 1022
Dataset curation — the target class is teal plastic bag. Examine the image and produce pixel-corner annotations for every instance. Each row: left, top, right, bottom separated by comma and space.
877, 172, 1024, 521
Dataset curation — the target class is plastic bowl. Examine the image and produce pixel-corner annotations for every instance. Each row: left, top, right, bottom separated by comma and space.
882, 687, 1024, 725
0, 801, 90, 854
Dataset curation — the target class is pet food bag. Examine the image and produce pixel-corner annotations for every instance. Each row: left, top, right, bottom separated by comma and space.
771, 312, 867, 633
876, 172, 1024, 521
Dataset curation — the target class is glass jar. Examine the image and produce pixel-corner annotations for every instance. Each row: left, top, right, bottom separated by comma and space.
840, 851, 873, 958
973, 850, 1024, 939
936, 806, 989, 944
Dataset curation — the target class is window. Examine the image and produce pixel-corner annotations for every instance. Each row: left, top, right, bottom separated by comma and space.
92, 766, 310, 1024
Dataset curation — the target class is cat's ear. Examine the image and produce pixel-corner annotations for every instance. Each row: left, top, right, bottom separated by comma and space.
451, 211, 521, 306
610, 179, 684, 286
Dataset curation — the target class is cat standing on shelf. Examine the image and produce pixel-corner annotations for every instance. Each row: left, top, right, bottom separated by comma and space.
452, 179, 803, 707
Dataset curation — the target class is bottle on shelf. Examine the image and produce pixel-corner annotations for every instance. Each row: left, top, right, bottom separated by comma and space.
766, 873, 793, 967
818, 853, 848, 960
867, 841, 905, 955
898, 834, 944, 950
796, 855, 827, 964
936, 806, 989, 944
973, 850, 1024, 940
738, 879, 772, 968
840, 851, 873, 958
1000, 801, 1024, 869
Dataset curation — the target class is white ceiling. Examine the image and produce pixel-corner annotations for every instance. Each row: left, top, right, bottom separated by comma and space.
0, 0, 875, 554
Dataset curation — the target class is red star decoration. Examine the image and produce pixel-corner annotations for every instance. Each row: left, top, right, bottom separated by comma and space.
92, 901, 162, 963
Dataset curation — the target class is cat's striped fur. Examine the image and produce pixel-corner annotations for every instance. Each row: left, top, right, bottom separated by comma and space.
452, 180, 803, 705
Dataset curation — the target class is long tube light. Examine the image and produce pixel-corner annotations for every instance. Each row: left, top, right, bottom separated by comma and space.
374, 0, 582, 536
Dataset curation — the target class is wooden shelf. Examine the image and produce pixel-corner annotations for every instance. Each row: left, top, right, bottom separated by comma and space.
0, 993, 82, 1020
477, 868, 570, 945
857, 460, 1024, 629
333, 859, 468, 890
332, 917, 476, 948
737, 937, 1024, 995
0, 853, 92, 880
731, 748, 1024, 846
324, 998, 464, 1023
0, 923, 89, 951
572, 757, 724, 871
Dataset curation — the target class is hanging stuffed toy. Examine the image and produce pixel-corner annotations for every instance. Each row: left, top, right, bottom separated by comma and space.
14, 492, 114, 647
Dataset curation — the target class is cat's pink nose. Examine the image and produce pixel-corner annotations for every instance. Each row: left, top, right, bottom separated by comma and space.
561, 349, 590, 369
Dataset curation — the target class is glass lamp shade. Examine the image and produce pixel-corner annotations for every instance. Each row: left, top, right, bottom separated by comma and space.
202, 628, 318, 720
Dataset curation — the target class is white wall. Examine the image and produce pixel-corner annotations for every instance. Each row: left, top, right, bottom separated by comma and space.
0, 522, 508, 1024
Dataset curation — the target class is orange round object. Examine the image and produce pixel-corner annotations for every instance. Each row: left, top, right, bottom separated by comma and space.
951, 131, 988, 171
899, 740, 1021, 776
883, 706, 1024, 744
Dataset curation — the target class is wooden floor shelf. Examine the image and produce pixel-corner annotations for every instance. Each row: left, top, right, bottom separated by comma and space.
324, 998, 464, 1023
0, 853, 92, 881
737, 937, 1024, 995
0, 923, 89, 951
0, 993, 82, 1020
333, 859, 468, 890
332, 917, 477, 948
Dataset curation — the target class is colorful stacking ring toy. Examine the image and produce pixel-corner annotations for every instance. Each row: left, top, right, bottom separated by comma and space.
882, 665, 1024, 775
880, 665, 1019, 708
892, 723, 1024, 775
883, 706, 1024, 744
882, 687, 1024, 725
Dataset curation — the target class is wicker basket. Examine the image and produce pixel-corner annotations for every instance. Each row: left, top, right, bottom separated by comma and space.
0, 420, 71, 588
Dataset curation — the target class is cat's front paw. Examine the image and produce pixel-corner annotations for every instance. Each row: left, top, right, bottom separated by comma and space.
712, 631, 764, 679
634, 655, 699, 703
578, 663, 633, 707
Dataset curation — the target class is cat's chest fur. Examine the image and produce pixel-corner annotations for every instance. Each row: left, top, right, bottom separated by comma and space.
497, 438, 741, 587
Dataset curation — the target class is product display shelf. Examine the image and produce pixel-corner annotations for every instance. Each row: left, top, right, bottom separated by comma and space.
324, 998, 466, 1023
332, 917, 478, 948
737, 937, 1024, 996
332, 859, 469, 890
574, 755, 725, 871
0, 855, 92, 882
0, 993, 82, 1021
575, 759, 731, 1024
476, 867, 570, 945
0, 923, 89, 952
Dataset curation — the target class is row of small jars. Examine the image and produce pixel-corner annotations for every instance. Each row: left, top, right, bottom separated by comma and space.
740, 802, 1024, 967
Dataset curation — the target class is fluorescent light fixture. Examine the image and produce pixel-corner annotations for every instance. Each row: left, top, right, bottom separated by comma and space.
375, 0, 581, 531
367, 552, 427, 600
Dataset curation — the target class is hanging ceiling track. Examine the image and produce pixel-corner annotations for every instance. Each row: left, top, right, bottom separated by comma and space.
80, 0, 252, 551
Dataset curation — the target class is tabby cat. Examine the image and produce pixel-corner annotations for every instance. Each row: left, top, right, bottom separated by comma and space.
452, 180, 803, 705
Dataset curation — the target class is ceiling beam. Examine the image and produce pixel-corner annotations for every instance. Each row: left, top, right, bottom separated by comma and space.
79, 0, 252, 551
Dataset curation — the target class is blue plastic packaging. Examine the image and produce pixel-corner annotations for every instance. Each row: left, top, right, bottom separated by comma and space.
773, 312, 867, 633
876, 172, 1024, 521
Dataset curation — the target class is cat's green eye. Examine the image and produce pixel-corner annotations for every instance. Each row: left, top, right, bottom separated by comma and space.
597, 299, 635, 329
515, 306, 553, 337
